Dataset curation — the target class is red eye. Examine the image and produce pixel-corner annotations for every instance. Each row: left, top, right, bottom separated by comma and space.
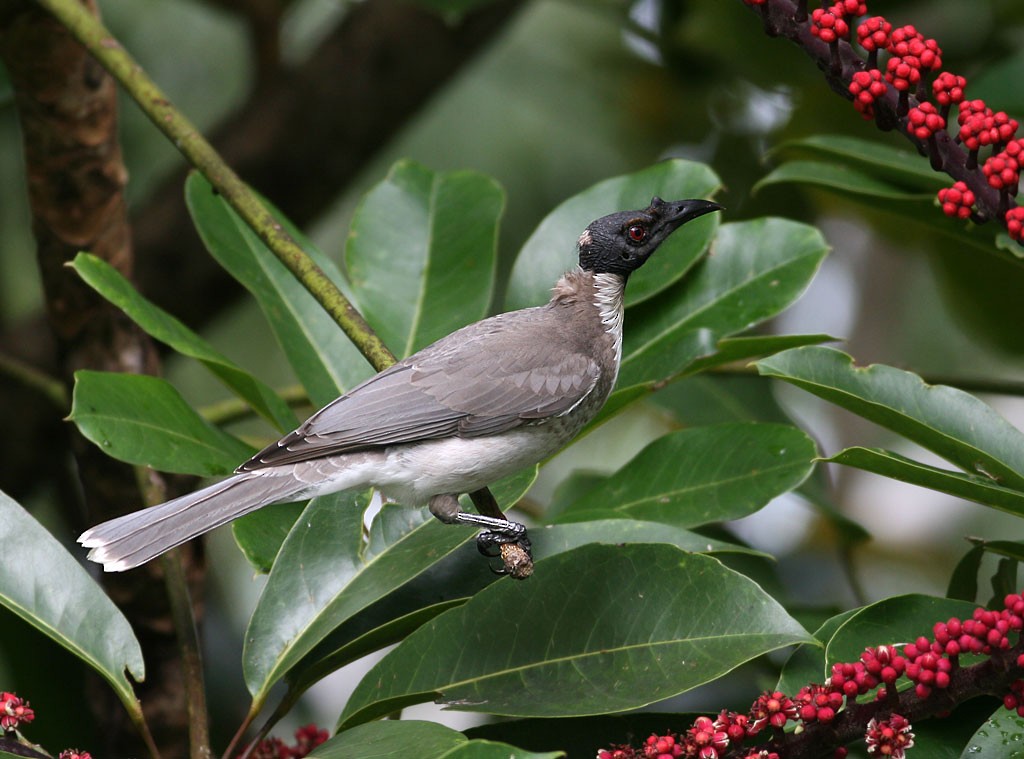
628, 224, 646, 242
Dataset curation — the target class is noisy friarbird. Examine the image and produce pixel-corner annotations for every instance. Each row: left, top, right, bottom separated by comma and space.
80, 197, 722, 576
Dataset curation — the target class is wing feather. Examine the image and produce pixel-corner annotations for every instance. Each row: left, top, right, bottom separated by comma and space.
239, 307, 602, 471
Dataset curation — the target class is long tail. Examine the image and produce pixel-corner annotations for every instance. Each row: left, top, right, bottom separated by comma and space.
79, 471, 305, 572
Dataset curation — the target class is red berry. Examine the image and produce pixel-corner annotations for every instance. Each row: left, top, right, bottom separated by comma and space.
1007, 207, 1024, 241
933, 72, 967, 106
937, 182, 976, 219
811, 6, 851, 43
906, 102, 945, 139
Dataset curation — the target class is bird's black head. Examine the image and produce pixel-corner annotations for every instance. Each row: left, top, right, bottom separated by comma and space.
577, 197, 723, 277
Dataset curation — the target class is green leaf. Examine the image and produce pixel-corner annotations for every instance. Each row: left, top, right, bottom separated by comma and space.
309, 720, 465, 758
70, 252, 296, 431
231, 501, 307, 573
309, 720, 564, 759
686, 333, 839, 374
617, 218, 828, 390
959, 707, 1024, 758
826, 447, 1024, 518
185, 172, 370, 406
243, 493, 476, 704
753, 160, 935, 201
246, 468, 537, 703
776, 609, 854, 695
506, 160, 722, 310
0, 490, 144, 719
554, 423, 816, 527
439, 743, 563, 759
280, 515, 759, 709
339, 544, 811, 727
346, 160, 502, 357
770, 135, 948, 192
69, 370, 253, 476
531, 519, 767, 558
824, 594, 976, 675
757, 347, 1024, 490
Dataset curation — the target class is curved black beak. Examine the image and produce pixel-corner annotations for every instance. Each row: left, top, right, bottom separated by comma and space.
655, 197, 724, 228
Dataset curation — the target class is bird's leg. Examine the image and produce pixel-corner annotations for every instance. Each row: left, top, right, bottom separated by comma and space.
428, 493, 533, 578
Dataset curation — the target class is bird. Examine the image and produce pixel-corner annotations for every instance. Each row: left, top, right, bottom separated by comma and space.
79, 196, 722, 575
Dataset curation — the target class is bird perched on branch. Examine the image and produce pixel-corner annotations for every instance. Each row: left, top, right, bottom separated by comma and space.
80, 197, 721, 578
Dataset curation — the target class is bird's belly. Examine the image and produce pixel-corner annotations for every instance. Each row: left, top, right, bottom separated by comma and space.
373, 425, 571, 506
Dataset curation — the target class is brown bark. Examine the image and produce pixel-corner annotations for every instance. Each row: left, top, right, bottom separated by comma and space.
0, 2, 198, 755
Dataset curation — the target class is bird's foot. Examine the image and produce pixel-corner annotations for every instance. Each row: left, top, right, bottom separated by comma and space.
477, 526, 533, 579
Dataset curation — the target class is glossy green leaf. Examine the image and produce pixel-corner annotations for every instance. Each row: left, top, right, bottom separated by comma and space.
309, 720, 465, 758
69, 370, 253, 476
554, 423, 816, 527
753, 160, 935, 201
185, 172, 370, 406
346, 160, 502, 357
309, 719, 563, 759
776, 609, 853, 695
249, 468, 537, 707
440, 743, 563, 759
243, 493, 468, 703
617, 218, 828, 390
826, 446, 1024, 518
770, 134, 948, 191
506, 160, 722, 310
686, 333, 839, 374
281, 516, 761, 710
959, 707, 1024, 757
531, 519, 766, 558
825, 594, 976, 675
0, 490, 144, 719
70, 252, 296, 431
339, 544, 812, 727
232, 501, 307, 573
757, 347, 1024, 490
243, 465, 536, 704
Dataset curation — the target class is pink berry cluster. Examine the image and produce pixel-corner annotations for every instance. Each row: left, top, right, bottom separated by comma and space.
596, 592, 1024, 758
742, 0, 1024, 243
1, 691, 92, 758
243, 724, 329, 759
0, 691, 34, 731
864, 714, 914, 758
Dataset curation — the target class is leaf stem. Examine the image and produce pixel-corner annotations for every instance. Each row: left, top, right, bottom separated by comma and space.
200, 384, 310, 427
34, 0, 397, 373
0, 351, 68, 409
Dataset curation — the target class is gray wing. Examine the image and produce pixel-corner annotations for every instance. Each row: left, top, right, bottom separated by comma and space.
238, 308, 601, 471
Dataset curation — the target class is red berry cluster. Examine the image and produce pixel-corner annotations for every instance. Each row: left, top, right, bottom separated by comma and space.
743, 0, 1024, 241
243, 724, 329, 759
59, 751, 93, 759
597, 591, 1024, 758
0, 691, 34, 731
